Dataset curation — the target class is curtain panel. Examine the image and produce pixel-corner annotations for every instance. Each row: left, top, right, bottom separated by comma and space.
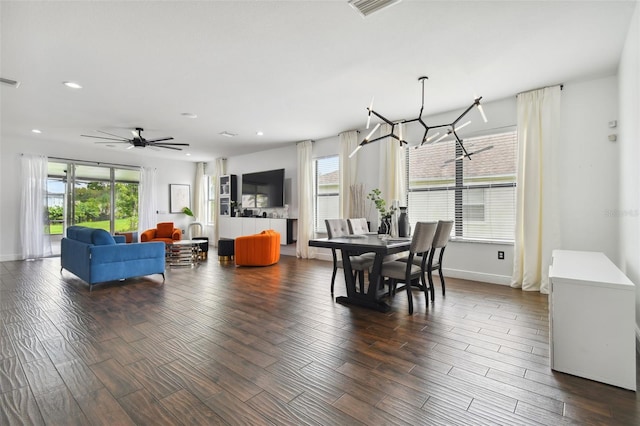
138, 166, 158, 235
296, 140, 316, 259
20, 154, 52, 259
339, 130, 358, 218
511, 85, 562, 293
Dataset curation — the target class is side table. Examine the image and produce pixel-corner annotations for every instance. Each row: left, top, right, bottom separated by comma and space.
166, 240, 201, 267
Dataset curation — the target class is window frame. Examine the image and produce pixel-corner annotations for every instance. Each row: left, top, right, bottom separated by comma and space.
406, 130, 517, 242
314, 154, 340, 234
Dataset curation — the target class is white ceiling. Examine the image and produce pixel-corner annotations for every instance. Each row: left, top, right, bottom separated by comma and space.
1, 1, 637, 162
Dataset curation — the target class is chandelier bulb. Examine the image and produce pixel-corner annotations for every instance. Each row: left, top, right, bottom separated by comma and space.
425, 132, 440, 143
349, 145, 362, 158
434, 133, 450, 143
364, 123, 380, 141
366, 97, 374, 129
454, 121, 471, 132
477, 104, 488, 123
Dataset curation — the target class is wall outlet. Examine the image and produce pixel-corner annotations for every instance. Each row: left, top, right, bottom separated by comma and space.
498, 251, 505, 260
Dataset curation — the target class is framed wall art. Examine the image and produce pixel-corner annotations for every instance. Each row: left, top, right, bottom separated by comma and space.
169, 184, 190, 213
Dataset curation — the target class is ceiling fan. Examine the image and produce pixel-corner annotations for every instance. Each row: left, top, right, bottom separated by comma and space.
81, 127, 189, 151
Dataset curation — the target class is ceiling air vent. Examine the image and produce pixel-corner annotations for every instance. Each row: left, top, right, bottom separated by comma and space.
348, 0, 402, 18
0, 77, 21, 88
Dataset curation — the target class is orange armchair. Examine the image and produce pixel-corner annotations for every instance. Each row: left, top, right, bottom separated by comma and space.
141, 222, 182, 244
235, 229, 280, 266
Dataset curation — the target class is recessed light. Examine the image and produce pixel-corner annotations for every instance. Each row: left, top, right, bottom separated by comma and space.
63, 81, 82, 89
256, 131, 264, 136
181, 113, 198, 118
31, 129, 42, 134
219, 131, 237, 138
185, 152, 191, 156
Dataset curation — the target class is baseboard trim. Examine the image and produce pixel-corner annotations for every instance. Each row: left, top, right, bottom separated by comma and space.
442, 268, 512, 286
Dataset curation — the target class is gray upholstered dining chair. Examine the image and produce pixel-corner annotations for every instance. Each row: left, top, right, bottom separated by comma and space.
380, 221, 437, 314
325, 219, 374, 294
427, 220, 454, 300
347, 218, 370, 234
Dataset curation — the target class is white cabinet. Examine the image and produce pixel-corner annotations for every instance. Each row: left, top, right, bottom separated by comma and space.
218, 217, 296, 245
218, 174, 237, 217
549, 250, 636, 391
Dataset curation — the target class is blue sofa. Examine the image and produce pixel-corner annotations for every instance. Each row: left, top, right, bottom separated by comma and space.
61, 226, 166, 291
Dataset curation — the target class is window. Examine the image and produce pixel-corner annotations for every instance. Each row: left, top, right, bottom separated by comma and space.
407, 131, 517, 241
46, 161, 140, 235
315, 155, 339, 233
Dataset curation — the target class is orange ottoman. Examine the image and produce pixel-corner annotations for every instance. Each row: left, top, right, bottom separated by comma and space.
234, 229, 280, 266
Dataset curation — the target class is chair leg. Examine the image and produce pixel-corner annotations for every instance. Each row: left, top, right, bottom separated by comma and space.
358, 270, 365, 293
438, 248, 446, 296
405, 280, 414, 315
421, 270, 430, 309
331, 266, 337, 294
427, 270, 435, 302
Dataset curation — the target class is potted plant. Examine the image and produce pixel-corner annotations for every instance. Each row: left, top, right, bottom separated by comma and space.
230, 201, 241, 217
367, 188, 396, 234
182, 206, 195, 219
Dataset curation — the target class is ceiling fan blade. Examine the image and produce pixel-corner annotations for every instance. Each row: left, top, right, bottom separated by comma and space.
151, 142, 190, 146
146, 137, 174, 143
97, 130, 129, 139
94, 141, 130, 144
81, 134, 129, 142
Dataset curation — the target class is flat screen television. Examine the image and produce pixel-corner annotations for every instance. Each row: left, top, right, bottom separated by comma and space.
241, 168, 285, 208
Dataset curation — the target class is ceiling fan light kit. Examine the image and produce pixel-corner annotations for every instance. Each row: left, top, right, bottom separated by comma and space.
81, 127, 189, 151
349, 76, 492, 162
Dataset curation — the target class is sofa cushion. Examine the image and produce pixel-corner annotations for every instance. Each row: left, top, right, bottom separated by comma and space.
65, 226, 116, 246
91, 229, 116, 245
156, 222, 174, 238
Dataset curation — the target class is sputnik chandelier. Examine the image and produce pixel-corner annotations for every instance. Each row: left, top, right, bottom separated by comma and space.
349, 76, 492, 161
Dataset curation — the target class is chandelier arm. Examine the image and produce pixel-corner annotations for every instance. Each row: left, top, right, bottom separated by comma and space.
452, 132, 471, 158
364, 133, 393, 145
370, 110, 396, 126
451, 102, 478, 127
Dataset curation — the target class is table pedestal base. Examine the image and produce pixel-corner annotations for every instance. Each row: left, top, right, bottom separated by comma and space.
335, 296, 391, 313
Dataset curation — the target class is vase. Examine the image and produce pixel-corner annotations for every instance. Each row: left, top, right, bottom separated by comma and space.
378, 217, 391, 234
398, 207, 410, 237
378, 217, 391, 235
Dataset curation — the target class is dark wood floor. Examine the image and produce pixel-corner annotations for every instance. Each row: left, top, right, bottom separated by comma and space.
1, 254, 639, 425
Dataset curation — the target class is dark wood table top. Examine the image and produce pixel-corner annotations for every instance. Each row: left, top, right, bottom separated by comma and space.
309, 234, 411, 255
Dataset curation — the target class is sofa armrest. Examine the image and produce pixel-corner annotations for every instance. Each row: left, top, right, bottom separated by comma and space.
172, 228, 182, 240
140, 229, 156, 242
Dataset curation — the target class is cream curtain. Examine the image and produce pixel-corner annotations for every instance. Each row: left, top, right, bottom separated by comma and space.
339, 130, 358, 218
296, 140, 316, 259
213, 158, 226, 246
20, 154, 52, 259
138, 166, 157, 235
511, 85, 562, 293
378, 123, 407, 204
194, 162, 206, 222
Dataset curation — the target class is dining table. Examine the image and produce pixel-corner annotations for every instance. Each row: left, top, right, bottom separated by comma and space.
309, 234, 412, 312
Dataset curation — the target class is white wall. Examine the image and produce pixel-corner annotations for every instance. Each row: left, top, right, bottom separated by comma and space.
618, 3, 640, 328
225, 145, 298, 218
558, 76, 621, 262
0, 136, 196, 261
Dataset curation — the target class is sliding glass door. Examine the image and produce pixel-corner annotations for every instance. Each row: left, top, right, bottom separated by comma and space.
46, 161, 140, 255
